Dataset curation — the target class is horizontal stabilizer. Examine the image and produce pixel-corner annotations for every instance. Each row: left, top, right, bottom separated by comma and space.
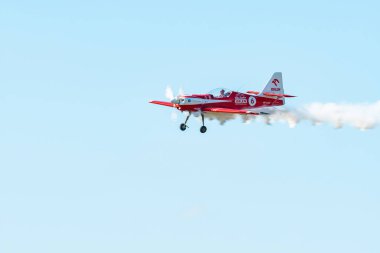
246, 91, 296, 97
262, 92, 296, 98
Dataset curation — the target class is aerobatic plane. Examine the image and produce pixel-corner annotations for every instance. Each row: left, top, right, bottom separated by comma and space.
150, 72, 295, 133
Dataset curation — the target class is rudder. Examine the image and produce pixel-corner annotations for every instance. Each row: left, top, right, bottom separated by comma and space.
260, 72, 284, 96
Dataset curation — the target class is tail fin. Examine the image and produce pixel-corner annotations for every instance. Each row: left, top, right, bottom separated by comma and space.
260, 72, 284, 96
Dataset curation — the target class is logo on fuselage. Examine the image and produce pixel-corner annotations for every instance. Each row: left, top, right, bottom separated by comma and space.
235, 94, 248, 104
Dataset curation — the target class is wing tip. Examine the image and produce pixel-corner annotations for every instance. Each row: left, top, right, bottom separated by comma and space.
149, 100, 175, 107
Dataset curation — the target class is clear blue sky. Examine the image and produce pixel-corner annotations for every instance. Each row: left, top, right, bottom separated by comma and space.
1, 1, 379, 252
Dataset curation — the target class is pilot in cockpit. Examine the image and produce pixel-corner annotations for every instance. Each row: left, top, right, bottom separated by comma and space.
220, 89, 225, 97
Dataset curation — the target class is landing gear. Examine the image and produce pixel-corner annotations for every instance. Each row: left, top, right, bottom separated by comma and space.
200, 114, 207, 133
179, 111, 208, 133
179, 113, 191, 131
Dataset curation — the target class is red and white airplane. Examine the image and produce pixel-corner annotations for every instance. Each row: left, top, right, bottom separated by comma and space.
150, 72, 295, 133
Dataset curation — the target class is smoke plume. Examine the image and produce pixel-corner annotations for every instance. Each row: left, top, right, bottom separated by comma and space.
204, 101, 380, 130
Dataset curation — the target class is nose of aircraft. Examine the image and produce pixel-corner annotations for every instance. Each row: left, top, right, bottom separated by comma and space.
171, 96, 183, 104
171, 97, 179, 104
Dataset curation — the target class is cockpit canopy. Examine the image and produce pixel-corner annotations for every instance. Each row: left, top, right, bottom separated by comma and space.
208, 88, 232, 98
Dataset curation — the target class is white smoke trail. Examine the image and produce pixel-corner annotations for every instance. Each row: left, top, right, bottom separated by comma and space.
203, 101, 380, 130
267, 101, 380, 130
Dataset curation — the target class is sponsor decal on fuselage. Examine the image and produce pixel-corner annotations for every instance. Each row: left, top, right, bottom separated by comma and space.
235, 94, 248, 104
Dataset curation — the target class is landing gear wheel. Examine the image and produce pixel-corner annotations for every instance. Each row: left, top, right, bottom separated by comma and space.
180, 123, 187, 131
200, 126, 207, 133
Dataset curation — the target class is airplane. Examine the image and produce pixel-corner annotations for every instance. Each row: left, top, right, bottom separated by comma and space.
150, 72, 295, 133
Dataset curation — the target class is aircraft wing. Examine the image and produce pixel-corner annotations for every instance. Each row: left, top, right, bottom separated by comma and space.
202, 108, 260, 115
149, 100, 175, 107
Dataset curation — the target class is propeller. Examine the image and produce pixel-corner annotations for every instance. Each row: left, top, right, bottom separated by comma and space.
165, 85, 186, 122
165, 86, 175, 100
171, 111, 178, 121
179, 87, 185, 96
165, 85, 185, 104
